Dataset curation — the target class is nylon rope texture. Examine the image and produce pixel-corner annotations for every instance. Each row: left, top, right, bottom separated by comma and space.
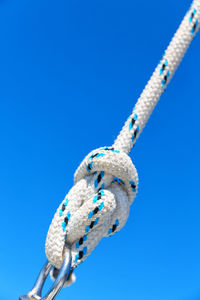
45, 0, 200, 284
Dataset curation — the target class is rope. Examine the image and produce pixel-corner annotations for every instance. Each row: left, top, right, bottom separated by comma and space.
45, 0, 200, 283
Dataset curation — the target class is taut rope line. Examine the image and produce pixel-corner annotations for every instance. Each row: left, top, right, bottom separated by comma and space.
20, 1, 200, 299
46, 0, 200, 273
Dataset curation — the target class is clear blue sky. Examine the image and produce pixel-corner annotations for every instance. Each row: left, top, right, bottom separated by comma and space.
0, 0, 200, 299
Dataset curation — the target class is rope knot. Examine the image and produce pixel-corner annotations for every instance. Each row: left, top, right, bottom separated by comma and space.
45, 146, 138, 278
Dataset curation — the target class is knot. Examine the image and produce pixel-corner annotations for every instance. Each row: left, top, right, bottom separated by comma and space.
45, 146, 138, 278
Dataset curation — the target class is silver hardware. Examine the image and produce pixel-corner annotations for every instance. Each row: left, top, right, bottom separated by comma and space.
19, 249, 72, 300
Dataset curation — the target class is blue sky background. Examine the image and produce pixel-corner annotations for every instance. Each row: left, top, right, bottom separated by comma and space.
0, 0, 200, 299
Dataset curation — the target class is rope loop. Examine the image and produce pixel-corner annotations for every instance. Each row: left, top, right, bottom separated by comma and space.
45, 147, 138, 277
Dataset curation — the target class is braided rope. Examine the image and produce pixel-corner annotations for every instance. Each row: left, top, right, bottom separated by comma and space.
46, 147, 138, 271
114, 0, 200, 153
45, 0, 200, 283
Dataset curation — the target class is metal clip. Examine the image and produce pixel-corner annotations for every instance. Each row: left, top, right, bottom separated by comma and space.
19, 249, 72, 300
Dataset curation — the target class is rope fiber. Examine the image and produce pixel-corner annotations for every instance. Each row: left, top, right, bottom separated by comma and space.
45, 0, 200, 284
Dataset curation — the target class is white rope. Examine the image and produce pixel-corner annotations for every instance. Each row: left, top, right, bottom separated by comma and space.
45, 0, 200, 283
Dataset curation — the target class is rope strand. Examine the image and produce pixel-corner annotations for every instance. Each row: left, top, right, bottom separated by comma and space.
113, 0, 200, 154
45, 0, 200, 283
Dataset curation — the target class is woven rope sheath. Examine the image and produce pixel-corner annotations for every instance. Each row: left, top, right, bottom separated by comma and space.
114, 0, 200, 154
45, 0, 200, 283
46, 148, 138, 271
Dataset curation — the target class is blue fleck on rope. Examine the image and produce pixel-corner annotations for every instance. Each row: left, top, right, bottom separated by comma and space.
108, 219, 120, 235
62, 211, 71, 232
76, 235, 87, 249
94, 171, 105, 188
85, 217, 99, 233
59, 198, 69, 217
74, 246, 88, 263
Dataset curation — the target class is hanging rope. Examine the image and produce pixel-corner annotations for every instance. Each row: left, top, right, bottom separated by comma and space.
45, 0, 200, 283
